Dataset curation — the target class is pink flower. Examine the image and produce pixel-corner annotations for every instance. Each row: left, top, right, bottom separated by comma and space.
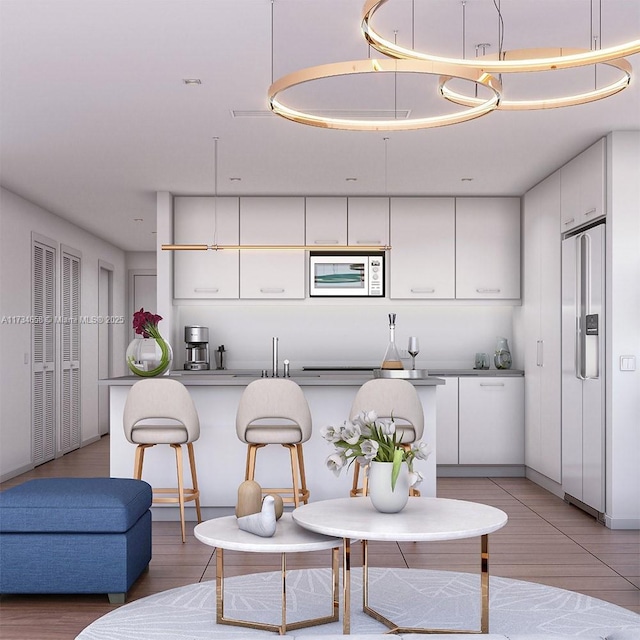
132, 308, 163, 338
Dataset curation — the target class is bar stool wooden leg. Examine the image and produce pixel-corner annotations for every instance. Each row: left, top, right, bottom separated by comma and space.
187, 442, 202, 523
349, 460, 362, 498
133, 444, 152, 480
286, 444, 301, 508
295, 443, 309, 504
172, 443, 186, 543
245, 443, 266, 482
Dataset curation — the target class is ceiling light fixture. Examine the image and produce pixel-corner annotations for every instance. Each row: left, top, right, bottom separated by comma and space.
268, 58, 502, 131
362, 0, 640, 72
441, 52, 632, 110
362, 0, 638, 110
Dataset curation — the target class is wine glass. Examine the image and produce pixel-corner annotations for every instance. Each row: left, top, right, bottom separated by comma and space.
408, 336, 420, 370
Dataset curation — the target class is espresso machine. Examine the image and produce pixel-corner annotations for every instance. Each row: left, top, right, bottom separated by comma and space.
184, 326, 210, 371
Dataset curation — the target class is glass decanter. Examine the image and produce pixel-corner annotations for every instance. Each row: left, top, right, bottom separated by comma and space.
381, 313, 404, 370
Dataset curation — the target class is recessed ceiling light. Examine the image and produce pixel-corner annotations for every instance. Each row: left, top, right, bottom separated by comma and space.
345, 177, 358, 182
182, 78, 202, 85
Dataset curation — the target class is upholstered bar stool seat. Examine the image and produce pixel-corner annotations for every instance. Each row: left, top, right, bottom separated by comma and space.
349, 378, 424, 498
236, 378, 312, 508
123, 378, 202, 542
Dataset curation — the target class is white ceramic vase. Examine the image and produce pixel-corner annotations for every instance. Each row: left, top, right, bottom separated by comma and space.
367, 460, 410, 513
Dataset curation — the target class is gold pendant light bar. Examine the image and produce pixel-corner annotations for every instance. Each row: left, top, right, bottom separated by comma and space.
162, 244, 391, 252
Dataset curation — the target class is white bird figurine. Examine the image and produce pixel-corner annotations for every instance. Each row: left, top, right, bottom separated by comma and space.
237, 494, 277, 537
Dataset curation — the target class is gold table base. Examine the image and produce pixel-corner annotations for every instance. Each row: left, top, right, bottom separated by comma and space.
343, 534, 490, 635
216, 546, 340, 636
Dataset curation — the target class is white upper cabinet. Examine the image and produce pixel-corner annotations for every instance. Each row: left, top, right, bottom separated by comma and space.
455, 197, 521, 300
239, 197, 305, 299
347, 197, 389, 247
390, 197, 455, 299
305, 197, 347, 247
174, 197, 239, 299
561, 138, 606, 233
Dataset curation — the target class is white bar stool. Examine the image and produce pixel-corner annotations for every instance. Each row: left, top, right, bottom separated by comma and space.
123, 378, 202, 542
236, 378, 312, 508
348, 378, 424, 497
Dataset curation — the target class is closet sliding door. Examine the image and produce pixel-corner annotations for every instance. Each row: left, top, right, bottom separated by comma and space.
60, 247, 81, 454
32, 237, 56, 465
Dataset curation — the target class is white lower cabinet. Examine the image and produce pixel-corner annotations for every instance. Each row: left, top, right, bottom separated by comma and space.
435, 377, 459, 464
458, 377, 524, 465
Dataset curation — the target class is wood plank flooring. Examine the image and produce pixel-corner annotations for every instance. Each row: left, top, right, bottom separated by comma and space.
1, 435, 638, 640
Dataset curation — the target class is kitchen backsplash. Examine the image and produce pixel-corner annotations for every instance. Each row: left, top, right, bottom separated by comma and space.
173, 304, 514, 371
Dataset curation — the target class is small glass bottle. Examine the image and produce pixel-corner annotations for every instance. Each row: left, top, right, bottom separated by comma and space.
381, 313, 404, 370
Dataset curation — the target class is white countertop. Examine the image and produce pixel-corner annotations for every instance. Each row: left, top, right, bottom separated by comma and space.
101, 368, 523, 386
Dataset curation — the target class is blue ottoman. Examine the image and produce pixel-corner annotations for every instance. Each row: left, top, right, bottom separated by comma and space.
0, 477, 152, 603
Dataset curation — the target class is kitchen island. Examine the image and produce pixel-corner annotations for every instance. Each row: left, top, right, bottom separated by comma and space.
104, 370, 444, 518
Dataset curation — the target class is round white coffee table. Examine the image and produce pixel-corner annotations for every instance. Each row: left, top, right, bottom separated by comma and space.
293, 496, 508, 634
194, 513, 342, 634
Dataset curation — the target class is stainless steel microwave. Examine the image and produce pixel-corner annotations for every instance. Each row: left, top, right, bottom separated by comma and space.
309, 252, 385, 297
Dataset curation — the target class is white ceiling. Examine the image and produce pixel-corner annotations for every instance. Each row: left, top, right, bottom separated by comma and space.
1, 0, 639, 251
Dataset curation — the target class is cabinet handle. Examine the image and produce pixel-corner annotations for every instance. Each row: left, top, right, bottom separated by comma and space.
260, 287, 285, 294
194, 288, 219, 293
480, 382, 505, 387
476, 288, 501, 294
411, 287, 435, 294
536, 340, 544, 367
563, 217, 576, 226
355, 240, 381, 245
583, 208, 597, 217
313, 240, 339, 245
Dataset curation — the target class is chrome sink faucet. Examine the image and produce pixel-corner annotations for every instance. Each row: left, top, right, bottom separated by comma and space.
272, 337, 279, 377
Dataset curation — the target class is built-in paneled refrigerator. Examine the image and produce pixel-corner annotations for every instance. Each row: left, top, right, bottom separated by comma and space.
561, 222, 605, 518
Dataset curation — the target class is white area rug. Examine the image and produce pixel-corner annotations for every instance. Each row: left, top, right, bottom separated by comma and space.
77, 568, 640, 639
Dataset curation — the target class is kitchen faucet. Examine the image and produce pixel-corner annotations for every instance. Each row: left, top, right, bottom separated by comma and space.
272, 337, 279, 377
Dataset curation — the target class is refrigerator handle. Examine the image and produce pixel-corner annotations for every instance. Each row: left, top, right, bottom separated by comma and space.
536, 340, 544, 367
576, 234, 587, 380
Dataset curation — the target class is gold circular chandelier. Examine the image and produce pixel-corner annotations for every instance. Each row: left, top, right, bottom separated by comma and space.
267, 0, 638, 130
440, 50, 632, 111
361, 0, 638, 111
361, 0, 640, 73
268, 58, 502, 131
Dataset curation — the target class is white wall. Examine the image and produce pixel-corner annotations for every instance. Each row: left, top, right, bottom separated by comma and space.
0, 187, 127, 480
125, 251, 156, 271
172, 303, 515, 372
605, 131, 640, 528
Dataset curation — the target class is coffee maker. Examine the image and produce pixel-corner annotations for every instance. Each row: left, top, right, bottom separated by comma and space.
184, 326, 210, 371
